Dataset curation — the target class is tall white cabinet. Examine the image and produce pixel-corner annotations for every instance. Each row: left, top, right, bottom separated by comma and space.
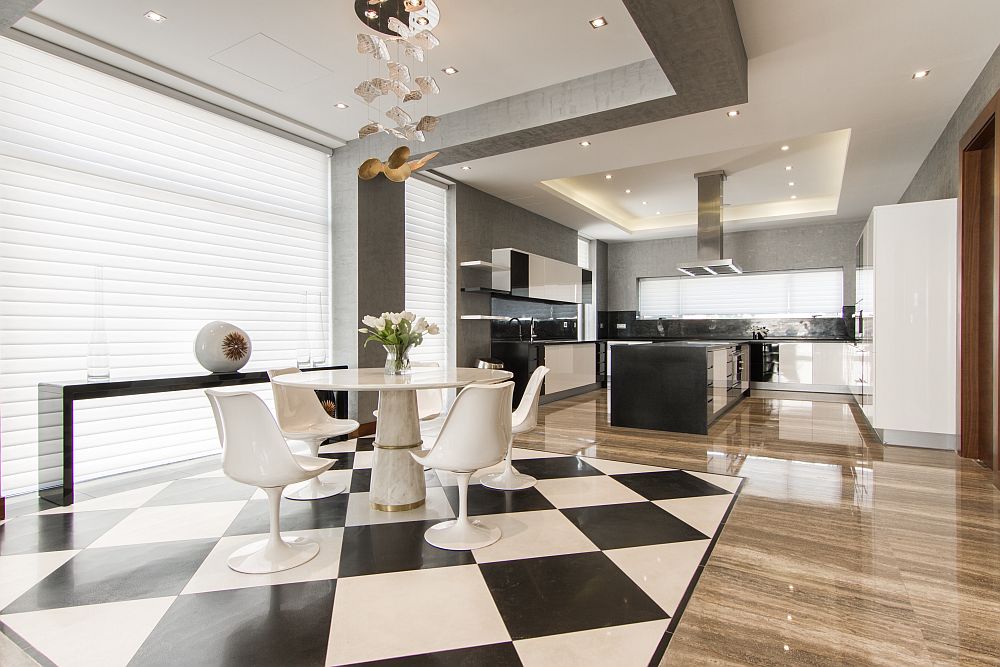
853, 199, 958, 449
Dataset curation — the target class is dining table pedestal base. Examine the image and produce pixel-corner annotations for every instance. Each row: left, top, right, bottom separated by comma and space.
371, 389, 427, 511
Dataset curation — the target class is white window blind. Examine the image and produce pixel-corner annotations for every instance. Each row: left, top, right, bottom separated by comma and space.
404, 177, 448, 367
0, 38, 331, 494
639, 269, 843, 319
577, 237, 591, 270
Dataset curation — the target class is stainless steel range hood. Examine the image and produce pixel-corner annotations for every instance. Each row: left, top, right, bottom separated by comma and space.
676, 170, 743, 277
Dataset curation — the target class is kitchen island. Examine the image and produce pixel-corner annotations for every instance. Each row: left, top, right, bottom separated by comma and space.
610, 341, 749, 434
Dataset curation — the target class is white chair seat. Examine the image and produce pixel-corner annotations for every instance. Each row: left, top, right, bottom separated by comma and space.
269, 368, 357, 501
206, 389, 334, 575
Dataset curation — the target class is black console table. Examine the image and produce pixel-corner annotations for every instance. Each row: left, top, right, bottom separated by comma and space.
37, 366, 348, 506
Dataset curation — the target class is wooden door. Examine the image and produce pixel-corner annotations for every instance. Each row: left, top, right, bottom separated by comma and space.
959, 88, 1000, 485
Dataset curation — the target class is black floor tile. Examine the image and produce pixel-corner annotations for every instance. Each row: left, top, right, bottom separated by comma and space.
350, 469, 372, 493
128, 580, 336, 667
442, 485, 554, 516
611, 470, 731, 501
478, 552, 668, 640
349, 642, 522, 666
0, 510, 132, 556
2, 539, 217, 614
224, 494, 350, 536
142, 477, 256, 507
355, 437, 375, 452
561, 502, 708, 550
338, 521, 475, 578
319, 452, 355, 470
503, 457, 602, 480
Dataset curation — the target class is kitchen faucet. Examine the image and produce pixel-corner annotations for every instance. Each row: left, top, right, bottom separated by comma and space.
508, 317, 523, 341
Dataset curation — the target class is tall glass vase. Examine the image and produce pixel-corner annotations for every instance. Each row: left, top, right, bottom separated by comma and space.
383, 345, 412, 375
296, 290, 311, 369
87, 266, 111, 381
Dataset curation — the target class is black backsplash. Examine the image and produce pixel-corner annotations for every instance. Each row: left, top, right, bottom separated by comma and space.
601, 311, 851, 340
490, 297, 579, 341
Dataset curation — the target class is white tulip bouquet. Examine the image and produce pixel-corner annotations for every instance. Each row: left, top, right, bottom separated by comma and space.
359, 311, 440, 374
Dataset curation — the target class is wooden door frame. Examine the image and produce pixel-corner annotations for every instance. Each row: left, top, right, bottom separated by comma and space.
958, 86, 1000, 486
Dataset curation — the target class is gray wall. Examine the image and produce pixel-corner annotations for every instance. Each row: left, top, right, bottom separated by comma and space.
455, 183, 580, 366
900, 43, 1000, 203
607, 220, 866, 312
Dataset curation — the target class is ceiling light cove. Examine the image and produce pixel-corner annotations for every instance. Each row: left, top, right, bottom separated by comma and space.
143, 10, 167, 22
912, 69, 931, 79
589, 16, 608, 29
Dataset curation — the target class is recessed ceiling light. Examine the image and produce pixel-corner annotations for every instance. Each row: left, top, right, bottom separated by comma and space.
790, 195, 798, 200
579, 140, 591, 147
605, 174, 612, 180
442, 66, 459, 75
461, 166, 471, 170
415, 16, 430, 26
780, 145, 790, 151
788, 181, 795, 186
334, 102, 349, 109
912, 69, 930, 80
143, 10, 167, 22
589, 16, 608, 29
785, 165, 792, 171
727, 109, 740, 118
642, 201, 647, 205
624, 189, 631, 194
655, 211, 661, 215
364, 9, 378, 19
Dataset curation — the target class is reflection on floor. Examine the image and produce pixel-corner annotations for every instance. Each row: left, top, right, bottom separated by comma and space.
523, 390, 1000, 667
0, 438, 740, 667
2, 389, 998, 666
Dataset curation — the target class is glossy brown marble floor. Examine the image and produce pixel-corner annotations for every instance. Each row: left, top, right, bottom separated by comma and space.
522, 391, 1000, 667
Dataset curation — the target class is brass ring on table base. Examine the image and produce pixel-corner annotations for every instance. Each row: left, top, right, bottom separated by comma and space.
372, 440, 423, 451
370, 499, 426, 512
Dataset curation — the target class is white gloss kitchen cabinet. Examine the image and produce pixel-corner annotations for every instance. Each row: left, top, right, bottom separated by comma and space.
492, 248, 591, 304
854, 199, 958, 449
753, 342, 849, 393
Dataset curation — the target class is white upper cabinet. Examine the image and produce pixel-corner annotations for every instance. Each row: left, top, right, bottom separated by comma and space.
491, 248, 589, 304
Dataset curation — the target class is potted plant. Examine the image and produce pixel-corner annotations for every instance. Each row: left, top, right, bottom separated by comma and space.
359, 311, 440, 375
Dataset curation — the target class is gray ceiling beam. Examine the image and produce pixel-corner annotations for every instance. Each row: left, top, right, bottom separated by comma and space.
337, 0, 748, 167
0, 0, 41, 32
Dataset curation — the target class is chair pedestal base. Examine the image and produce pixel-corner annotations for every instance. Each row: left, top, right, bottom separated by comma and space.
227, 536, 319, 574
480, 467, 537, 491
284, 477, 345, 501
424, 519, 501, 551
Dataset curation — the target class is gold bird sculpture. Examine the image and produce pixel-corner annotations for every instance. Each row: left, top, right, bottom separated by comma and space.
358, 148, 439, 182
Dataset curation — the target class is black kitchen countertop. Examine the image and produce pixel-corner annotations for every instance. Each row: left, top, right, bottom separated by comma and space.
491, 337, 852, 346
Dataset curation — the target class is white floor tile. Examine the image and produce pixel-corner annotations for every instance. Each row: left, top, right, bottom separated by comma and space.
352, 451, 374, 469
655, 494, 736, 538
472, 510, 598, 564
187, 469, 226, 479
606, 540, 711, 616
88, 501, 247, 548
686, 469, 743, 493
345, 487, 455, 526
318, 439, 359, 454
0, 596, 176, 667
534, 476, 646, 509
580, 457, 674, 475
327, 565, 509, 665
514, 619, 669, 667
39, 483, 172, 515
181, 527, 344, 595
0, 550, 79, 610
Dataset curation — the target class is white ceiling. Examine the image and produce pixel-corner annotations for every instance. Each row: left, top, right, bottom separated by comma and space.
18, 0, 657, 148
436, 0, 1000, 241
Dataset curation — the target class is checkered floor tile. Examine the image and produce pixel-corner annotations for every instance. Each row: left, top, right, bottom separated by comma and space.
0, 438, 743, 667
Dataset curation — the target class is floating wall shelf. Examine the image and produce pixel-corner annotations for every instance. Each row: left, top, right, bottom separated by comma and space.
460, 287, 511, 296
459, 315, 508, 321
459, 260, 510, 271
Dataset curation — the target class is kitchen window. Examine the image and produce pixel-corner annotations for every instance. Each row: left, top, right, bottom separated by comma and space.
638, 268, 844, 319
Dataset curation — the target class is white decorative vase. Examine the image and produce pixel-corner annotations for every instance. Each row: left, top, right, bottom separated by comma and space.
194, 321, 252, 373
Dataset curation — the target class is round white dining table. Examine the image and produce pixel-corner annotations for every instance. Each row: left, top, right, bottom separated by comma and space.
272, 367, 512, 511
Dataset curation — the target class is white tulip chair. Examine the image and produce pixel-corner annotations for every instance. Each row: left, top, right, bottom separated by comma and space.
480, 366, 550, 491
268, 368, 360, 500
205, 389, 334, 574
411, 381, 514, 550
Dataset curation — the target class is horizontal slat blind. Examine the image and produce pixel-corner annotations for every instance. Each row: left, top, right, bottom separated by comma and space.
0, 38, 330, 494
404, 177, 448, 367
639, 269, 843, 319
